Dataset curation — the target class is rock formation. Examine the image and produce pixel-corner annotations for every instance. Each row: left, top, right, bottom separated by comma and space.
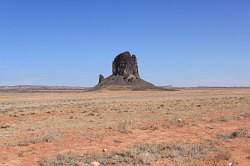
112, 51, 140, 79
98, 74, 104, 84
96, 51, 159, 90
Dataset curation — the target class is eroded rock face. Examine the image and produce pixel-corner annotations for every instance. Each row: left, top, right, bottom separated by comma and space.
112, 51, 140, 79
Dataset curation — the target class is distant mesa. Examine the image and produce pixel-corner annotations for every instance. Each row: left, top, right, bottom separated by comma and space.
95, 51, 160, 90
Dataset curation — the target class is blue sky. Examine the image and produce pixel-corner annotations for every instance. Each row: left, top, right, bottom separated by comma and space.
0, 0, 249, 87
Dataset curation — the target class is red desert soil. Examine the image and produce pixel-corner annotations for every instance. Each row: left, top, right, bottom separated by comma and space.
0, 88, 250, 166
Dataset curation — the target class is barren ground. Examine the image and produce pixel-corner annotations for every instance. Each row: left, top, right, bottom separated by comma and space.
0, 88, 250, 166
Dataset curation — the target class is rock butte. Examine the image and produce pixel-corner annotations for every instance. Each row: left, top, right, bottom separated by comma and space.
95, 51, 161, 90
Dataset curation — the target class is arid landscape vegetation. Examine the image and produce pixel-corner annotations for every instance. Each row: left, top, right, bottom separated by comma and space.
0, 88, 250, 166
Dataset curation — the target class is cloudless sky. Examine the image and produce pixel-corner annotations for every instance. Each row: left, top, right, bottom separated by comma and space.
0, 0, 249, 87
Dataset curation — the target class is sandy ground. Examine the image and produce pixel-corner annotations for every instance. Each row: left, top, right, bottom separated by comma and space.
0, 88, 250, 166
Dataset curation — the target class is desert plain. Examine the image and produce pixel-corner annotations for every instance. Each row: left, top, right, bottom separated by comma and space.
0, 88, 250, 166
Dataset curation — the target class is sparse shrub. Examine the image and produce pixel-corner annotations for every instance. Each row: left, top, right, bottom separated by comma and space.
40, 142, 231, 166
117, 120, 133, 134
15, 132, 63, 147
0, 124, 11, 129
218, 128, 249, 140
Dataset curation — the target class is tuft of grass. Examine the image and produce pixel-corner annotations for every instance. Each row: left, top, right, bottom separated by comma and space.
0, 124, 11, 129
218, 128, 249, 140
17, 135, 54, 146
116, 120, 133, 134
12, 132, 63, 147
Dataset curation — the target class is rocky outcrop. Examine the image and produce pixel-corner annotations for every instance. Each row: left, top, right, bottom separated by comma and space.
98, 74, 104, 84
96, 51, 159, 90
112, 51, 140, 79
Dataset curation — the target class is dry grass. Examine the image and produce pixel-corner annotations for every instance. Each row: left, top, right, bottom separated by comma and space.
116, 120, 134, 134
217, 128, 249, 140
40, 142, 231, 166
5, 131, 63, 147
